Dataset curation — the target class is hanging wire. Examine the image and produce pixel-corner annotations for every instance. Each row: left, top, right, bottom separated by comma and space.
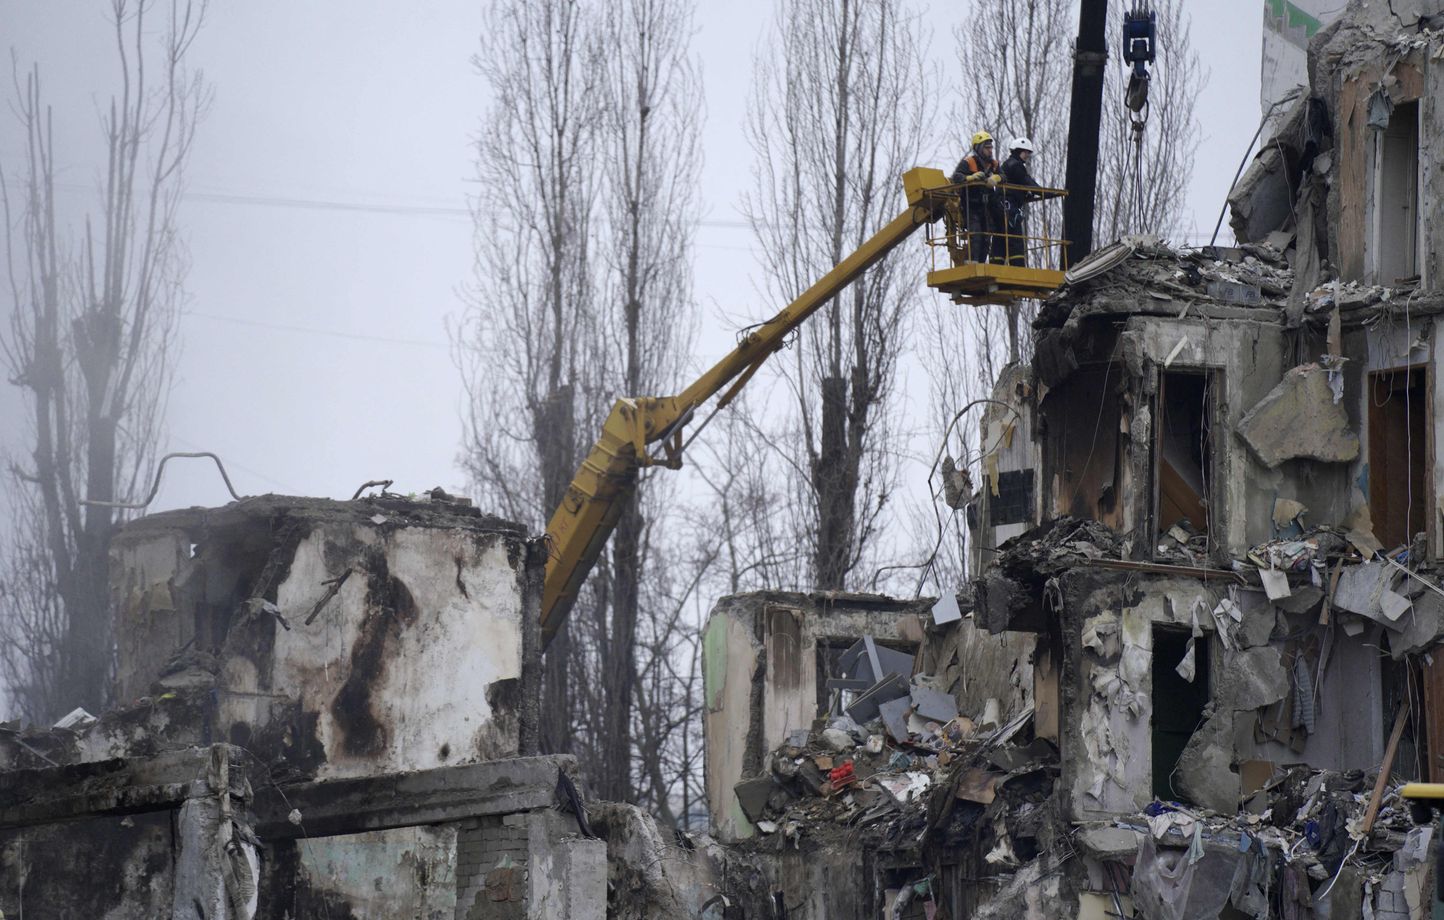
1130, 103, 1149, 231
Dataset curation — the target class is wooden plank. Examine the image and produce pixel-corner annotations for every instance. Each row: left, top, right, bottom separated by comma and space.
1362, 705, 1411, 836
1086, 558, 1243, 582
1425, 649, 1444, 784
1320, 562, 1343, 626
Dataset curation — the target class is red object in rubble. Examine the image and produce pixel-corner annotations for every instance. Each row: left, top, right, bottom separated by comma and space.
829, 761, 856, 788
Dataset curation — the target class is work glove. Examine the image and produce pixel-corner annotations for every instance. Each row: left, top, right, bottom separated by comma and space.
966, 171, 985, 181
986, 174, 1003, 186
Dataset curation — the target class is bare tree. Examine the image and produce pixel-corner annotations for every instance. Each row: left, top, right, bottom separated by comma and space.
460, 0, 702, 808
460, 0, 606, 756
689, 399, 802, 594
588, 0, 701, 804
742, 0, 934, 591
897, 302, 1008, 595
0, 0, 210, 721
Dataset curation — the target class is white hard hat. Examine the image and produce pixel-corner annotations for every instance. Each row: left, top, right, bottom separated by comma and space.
1011, 137, 1035, 153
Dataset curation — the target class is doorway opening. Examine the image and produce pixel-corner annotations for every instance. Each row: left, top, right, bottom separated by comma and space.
1152, 625, 1209, 802
1377, 100, 1419, 284
1368, 366, 1428, 551
1155, 371, 1214, 551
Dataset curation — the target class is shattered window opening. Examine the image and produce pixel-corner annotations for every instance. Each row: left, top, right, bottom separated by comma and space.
1376, 99, 1419, 285
989, 469, 1035, 527
1367, 366, 1428, 551
1151, 624, 1209, 803
1043, 362, 1124, 527
1154, 370, 1216, 555
815, 637, 918, 716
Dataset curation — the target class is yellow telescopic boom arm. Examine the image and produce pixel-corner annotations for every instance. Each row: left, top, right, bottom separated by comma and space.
539, 167, 952, 645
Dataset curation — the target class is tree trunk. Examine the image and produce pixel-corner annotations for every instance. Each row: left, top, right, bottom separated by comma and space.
536, 386, 577, 754
813, 374, 853, 589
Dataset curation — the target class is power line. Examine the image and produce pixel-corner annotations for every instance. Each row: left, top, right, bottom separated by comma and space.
53, 180, 754, 230
53, 181, 1211, 248
183, 309, 451, 349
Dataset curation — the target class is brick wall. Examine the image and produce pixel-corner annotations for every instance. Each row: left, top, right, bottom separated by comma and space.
454, 813, 532, 920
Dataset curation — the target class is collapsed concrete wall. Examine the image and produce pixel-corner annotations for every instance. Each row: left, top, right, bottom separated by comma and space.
1232, 0, 1444, 295
0, 493, 730, 920
701, 591, 933, 841
92, 493, 542, 779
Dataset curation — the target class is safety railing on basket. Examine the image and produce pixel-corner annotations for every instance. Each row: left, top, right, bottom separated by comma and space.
919, 181, 1069, 273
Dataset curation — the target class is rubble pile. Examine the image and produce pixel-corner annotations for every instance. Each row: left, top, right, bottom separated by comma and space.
733, 699, 1050, 844
724, 629, 1058, 915
1038, 237, 1297, 330
1081, 767, 1434, 919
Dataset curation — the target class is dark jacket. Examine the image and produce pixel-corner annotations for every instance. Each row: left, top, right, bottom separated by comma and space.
951, 152, 1001, 210
1001, 154, 1042, 210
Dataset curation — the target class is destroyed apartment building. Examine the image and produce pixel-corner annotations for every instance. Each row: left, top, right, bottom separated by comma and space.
9, 0, 1444, 917
696, 1, 1444, 917
0, 495, 725, 918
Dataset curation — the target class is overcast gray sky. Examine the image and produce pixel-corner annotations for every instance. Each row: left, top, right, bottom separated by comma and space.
0, 0, 1256, 520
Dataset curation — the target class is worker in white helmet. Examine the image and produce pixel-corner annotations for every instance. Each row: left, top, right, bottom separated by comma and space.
1001, 138, 1044, 267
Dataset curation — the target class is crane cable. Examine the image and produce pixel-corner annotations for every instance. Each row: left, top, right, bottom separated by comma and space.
1131, 103, 1148, 230
1122, 6, 1156, 230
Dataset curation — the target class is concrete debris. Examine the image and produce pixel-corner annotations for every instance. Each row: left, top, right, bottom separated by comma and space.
52, 707, 97, 731
733, 776, 776, 823
909, 682, 959, 724
1076, 824, 1142, 857
1215, 647, 1289, 711
930, 591, 963, 625
1175, 711, 1241, 813
818, 728, 855, 753
1236, 364, 1361, 468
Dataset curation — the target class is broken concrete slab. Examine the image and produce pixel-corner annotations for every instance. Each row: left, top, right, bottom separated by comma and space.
909, 684, 959, 724
1380, 588, 1413, 623
818, 729, 855, 753
1332, 561, 1416, 632
1176, 710, 1241, 814
1237, 608, 1280, 649
1077, 824, 1143, 858
1215, 647, 1289, 711
733, 776, 775, 824
1333, 560, 1389, 613
1388, 592, 1444, 660
1273, 584, 1323, 615
1235, 364, 1360, 467
878, 697, 911, 745
844, 673, 909, 725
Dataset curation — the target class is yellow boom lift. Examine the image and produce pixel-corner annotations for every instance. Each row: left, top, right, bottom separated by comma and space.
539, 167, 1066, 644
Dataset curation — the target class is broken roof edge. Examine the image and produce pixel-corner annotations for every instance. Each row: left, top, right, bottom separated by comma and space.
114, 492, 530, 542
1035, 235, 1444, 333
709, 589, 935, 617
1035, 239, 1293, 329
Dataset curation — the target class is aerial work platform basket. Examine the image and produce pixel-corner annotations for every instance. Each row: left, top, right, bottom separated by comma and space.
919, 181, 1068, 306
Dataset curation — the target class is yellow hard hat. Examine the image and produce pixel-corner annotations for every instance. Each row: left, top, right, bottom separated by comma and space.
971, 131, 993, 147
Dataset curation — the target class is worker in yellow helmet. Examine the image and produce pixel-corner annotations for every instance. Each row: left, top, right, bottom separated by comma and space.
950, 131, 1005, 263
